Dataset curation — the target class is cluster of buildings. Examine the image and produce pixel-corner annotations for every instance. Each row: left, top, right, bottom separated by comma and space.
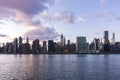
0, 31, 120, 54
76, 31, 119, 53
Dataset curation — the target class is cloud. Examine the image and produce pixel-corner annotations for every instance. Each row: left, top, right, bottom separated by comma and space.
0, 8, 16, 20
100, 0, 108, 5
116, 15, 120, 20
55, 11, 74, 24
39, 10, 52, 24
0, 34, 8, 37
96, 10, 115, 21
39, 11, 83, 24
13, 11, 41, 27
77, 17, 85, 22
96, 10, 120, 21
13, 10, 59, 40
0, 0, 55, 15
24, 27, 59, 40
0, 21, 5, 25
0, 0, 60, 41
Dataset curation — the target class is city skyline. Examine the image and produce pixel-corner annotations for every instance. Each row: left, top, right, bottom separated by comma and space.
0, 0, 120, 43
0, 30, 119, 54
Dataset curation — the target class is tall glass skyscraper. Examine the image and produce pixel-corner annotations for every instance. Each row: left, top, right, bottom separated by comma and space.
76, 37, 87, 53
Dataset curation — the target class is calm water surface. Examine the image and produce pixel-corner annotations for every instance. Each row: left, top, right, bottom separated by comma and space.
0, 54, 120, 80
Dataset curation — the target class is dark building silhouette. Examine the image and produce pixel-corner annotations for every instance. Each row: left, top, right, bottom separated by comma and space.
42, 41, 47, 53
48, 40, 55, 53
18, 36, 23, 54
32, 39, 41, 54
104, 31, 109, 45
54, 42, 61, 53
67, 40, 71, 52
23, 37, 31, 54
103, 31, 110, 52
13, 38, 18, 53
94, 38, 100, 50
8, 43, 14, 54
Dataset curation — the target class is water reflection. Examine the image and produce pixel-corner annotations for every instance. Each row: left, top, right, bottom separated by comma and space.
0, 54, 120, 80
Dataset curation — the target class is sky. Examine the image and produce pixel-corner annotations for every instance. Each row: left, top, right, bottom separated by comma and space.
0, 0, 120, 44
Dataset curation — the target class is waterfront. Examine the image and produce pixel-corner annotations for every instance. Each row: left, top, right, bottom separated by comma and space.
0, 54, 120, 80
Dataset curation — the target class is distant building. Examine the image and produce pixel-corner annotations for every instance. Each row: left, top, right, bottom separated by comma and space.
69, 43, 76, 53
23, 37, 31, 54
54, 42, 61, 53
18, 36, 23, 54
94, 38, 100, 50
67, 40, 71, 52
111, 33, 115, 46
13, 38, 18, 53
8, 43, 14, 54
76, 37, 87, 53
48, 40, 55, 53
4, 43, 9, 53
42, 41, 47, 53
115, 42, 120, 49
61, 34, 64, 46
104, 31, 109, 45
103, 31, 110, 52
32, 39, 41, 54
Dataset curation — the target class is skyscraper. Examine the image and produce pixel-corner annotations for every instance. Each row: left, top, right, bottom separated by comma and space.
61, 34, 64, 46
94, 38, 100, 51
76, 36, 87, 53
13, 38, 18, 53
111, 33, 115, 45
42, 41, 47, 53
23, 37, 31, 54
104, 31, 109, 45
103, 31, 110, 52
19, 36, 23, 54
48, 40, 55, 53
32, 39, 41, 53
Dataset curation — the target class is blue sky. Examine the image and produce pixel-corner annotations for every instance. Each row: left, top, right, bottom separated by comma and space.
0, 0, 120, 43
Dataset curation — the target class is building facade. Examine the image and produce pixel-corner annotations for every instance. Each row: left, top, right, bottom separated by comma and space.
76, 37, 87, 53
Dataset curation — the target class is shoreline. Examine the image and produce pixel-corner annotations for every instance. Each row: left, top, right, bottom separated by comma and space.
0, 52, 120, 55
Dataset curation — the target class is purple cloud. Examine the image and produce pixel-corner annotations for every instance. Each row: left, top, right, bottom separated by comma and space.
55, 11, 74, 24
24, 27, 59, 40
0, 34, 8, 37
0, 0, 55, 15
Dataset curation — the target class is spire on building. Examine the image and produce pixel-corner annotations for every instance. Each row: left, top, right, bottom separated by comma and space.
61, 33, 64, 46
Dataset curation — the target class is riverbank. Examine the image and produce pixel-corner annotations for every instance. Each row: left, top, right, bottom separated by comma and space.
0, 52, 120, 54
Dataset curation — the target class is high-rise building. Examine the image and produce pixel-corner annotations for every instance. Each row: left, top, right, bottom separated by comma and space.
61, 34, 64, 46
8, 43, 14, 54
111, 33, 115, 45
42, 41, 47, 53
94, 38, 100, 50
104, 31, 109, 44
76, 36, 87, 53
32, 39, 41, 53
23, 37, 31, 54
19, 36, 23, 54
103, 31, 110, 52
64, 37, 66, 46
13, 38, 18, 53
48, 40, 55, 53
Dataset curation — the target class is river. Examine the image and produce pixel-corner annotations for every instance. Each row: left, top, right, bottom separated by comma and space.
0, 54, 120, 80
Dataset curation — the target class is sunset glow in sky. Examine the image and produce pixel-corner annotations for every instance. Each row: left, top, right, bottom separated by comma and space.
0, 0, 120, 43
